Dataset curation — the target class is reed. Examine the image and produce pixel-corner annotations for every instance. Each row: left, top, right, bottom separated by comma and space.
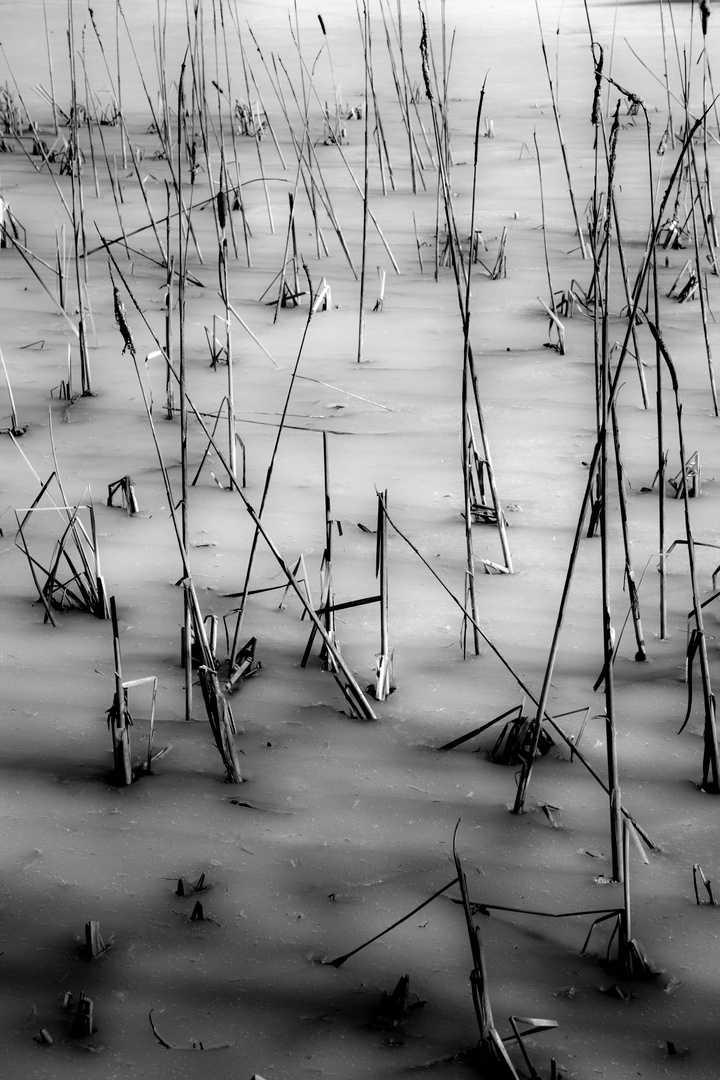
534, 0, 587, 258
228, 265, 317, 668
66, 0, 92, 395
357, 0, 371, 363
645, 317, 720, 792
109, 596, 133, 785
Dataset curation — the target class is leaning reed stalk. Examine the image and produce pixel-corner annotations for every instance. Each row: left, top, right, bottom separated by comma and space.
534, 131, 555, 311
534, 0, 587, 258
114, 0, 127, 166
658, 0, 676, 148
92, 105, 130, 257
460, 96, 485, 656
229, 267, 316, 663
81, 54, 100, 199
598, 105, 623, 882
41, 0, 58, 134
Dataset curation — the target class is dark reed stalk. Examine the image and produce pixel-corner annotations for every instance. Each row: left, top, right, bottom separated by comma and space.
228, 267, 317, 666
460, 96, 484, 655
214, 0, 251, 265
319, 431, 338, 672
610, 402, 647, 663
644, 318, 720, 792
597, 103, 623, 881
110, 596, 133, 785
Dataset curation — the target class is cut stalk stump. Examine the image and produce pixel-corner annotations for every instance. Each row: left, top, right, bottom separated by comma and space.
372, 974, 426, 1028
107, 475, 139, 515
69, 993, 94, 1038
83, 920, 107, 959
693, 864, 717, 905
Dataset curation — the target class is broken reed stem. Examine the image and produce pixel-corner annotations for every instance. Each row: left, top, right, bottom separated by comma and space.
451, 824, 518, 1072
328, 876, 460, 967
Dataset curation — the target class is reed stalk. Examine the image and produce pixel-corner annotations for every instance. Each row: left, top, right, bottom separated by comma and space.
644, 318, 720, 792
41, 0, 58, 135
534, 0, 587, 258
228, 266, 316, 667
357, 0, 371, 363
67, 0, 92, 395
177, 59, 193, 723
109, 596, 133, 785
